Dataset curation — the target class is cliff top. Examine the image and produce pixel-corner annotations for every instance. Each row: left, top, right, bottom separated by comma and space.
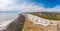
29, 12, 60, 20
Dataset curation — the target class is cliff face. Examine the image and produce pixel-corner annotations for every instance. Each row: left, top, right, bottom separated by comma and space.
4, 14, 25, 31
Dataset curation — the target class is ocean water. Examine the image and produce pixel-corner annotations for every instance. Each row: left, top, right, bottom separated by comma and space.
0, 13, 19, 30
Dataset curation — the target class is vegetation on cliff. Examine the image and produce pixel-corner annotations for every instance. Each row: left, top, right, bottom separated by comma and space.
29, 12, 60, 20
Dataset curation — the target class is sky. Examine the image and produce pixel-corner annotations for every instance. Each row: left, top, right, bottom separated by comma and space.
0, 0, 60, 12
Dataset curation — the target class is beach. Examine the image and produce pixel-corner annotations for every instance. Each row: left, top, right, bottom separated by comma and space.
0, 13, 18, 30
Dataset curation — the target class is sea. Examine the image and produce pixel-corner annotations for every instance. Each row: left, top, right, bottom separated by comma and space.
0, 13, 19, 30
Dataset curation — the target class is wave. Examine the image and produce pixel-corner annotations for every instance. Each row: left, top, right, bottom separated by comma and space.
0, 20, 13, 31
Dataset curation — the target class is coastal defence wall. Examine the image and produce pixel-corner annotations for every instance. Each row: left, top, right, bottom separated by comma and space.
24, 14, 60, 31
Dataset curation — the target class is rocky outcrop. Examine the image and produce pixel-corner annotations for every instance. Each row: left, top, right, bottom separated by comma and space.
4, 14, 25, 31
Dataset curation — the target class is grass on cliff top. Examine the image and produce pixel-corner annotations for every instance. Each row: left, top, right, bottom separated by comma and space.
29, 13, 60, 21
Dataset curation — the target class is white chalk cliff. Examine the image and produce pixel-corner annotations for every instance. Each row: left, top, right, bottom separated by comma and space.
26, 14, 60, 26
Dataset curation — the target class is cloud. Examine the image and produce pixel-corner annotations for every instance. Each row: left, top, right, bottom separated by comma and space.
0, 0, 11, 9
0, 0, 60, 12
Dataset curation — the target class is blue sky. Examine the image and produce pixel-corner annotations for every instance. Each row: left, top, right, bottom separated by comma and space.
27, 0, 60, 8
0, 0, 60, 12
14, 0, 60, 8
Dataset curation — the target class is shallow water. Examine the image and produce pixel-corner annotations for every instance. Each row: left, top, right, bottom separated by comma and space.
0, 13, 19, 30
